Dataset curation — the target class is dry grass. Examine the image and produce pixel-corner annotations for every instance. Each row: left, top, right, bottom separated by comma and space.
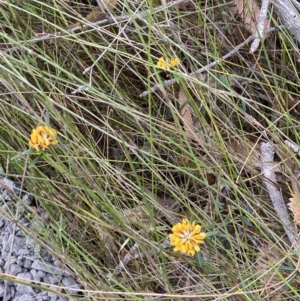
0, 0, 300, 300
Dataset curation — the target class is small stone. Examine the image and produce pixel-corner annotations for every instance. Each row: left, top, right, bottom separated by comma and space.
31, 269, 46, 281
0, 282, 5, 297
9, 264, 22, 276
43, 274, 59, 284
16, 272, 32, 279
39, 292, 50, 301
57, 296, 69, 301
16, 247, 30, 256
32, 260, 63, 275
22, 193, 33, 205
10, 285, 15, 298
4, 256, 17, 268
62, 276, 81, 294
0, 220, 5, 229
48, 285, 62, 298
23, 258, 33, 268
13, 293, 34, 301
16, 283, 35, 295
13, 237, 26, 252
2, 233, 11, 253
16, 257, 24, 265
7, 222, 16, 234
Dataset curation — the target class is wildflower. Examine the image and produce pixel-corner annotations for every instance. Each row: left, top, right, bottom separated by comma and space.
157, 56, 180, 71
29, 125, 58, 151
157, 56, 170, 71
170, 57, 180, 67
169, 218, 206, 256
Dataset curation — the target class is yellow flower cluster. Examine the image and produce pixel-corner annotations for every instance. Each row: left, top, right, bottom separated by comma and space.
157, 56, 180, 71
169, 218, 206, 256
29, 125, 58, 151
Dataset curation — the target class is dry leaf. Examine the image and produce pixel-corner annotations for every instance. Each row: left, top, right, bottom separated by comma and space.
288, 179, 300, 225
178, 87, 194, 137
288, 197, 300, 225
235, 0, 268, 34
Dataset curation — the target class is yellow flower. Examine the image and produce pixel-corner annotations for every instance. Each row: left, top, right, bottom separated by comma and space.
157, 56, 170, 71
29, 125, 58, 151
157, 56, 180, 71
169, 218, 206, 256
170, 57, 180, 67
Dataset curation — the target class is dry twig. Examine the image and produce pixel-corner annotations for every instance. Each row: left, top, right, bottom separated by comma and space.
260, 142, 298, 247
250, 0, 270, 53
140, 27, 279, 97
272, 0, 300, 43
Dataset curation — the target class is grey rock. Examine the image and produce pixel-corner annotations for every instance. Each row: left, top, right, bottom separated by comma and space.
4, 256, 17, 268
0, 176, 81, 301
39, 291, 49, 300
7, 222, 16, 234
16, 257, 24, 265
23, 258, 33, 268
16, 272, 33, 294
0, 252, 8, 261
43, 274, 59, 284
0, 219, 5, 229
48, 285, 62, 298
62, 276, 81, 294
2, 233, 11, 253
13, 237, 26, 252
16, 282, 35, 295
10, 285, 15, 298
9, 263, 23, 276
22, 193, 33, 205
16, 271, 32, 280
0, 282, 5, 297
40, 250, 53, 262
31, 269, 46, 281
32, 260, 63, 275
13, 293, 35, 301
16, 247, 30, 256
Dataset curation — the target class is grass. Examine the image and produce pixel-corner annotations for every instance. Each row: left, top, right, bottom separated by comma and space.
1, 0, 300, 300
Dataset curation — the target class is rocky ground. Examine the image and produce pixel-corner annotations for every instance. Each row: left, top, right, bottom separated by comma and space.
0, 176, 82, 301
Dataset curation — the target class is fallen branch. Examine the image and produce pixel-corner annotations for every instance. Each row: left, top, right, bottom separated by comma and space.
260, 142, 298, 247
250, 0, 270, 53
272, 0, 300, 44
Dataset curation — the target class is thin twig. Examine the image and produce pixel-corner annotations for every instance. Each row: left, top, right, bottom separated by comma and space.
139, 27, 279, 97
260, 142, 298, 247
